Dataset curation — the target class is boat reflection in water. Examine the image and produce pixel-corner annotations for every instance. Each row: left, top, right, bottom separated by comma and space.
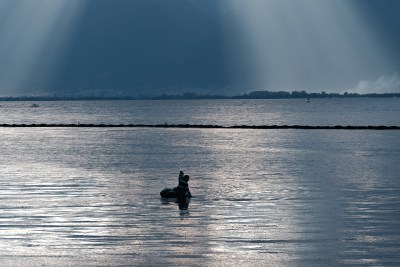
161, 197, 191, 211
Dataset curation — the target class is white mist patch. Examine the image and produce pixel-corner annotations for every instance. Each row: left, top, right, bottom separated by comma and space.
355, 74, 400, 94
224, 0, 393, 92
0, 0, 87, 94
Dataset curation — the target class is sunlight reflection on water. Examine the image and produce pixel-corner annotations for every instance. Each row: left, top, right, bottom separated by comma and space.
0, 128, 399, 266
0, 98, 400, 126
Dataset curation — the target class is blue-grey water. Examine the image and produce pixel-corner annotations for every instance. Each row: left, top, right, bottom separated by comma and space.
0, 99, 399, 266
1, 98, 400, 126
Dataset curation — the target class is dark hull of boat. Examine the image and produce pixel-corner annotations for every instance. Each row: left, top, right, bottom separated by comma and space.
160, 188, 191, 198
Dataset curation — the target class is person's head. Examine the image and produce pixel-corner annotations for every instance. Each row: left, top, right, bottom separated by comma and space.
184, 175, 190, 182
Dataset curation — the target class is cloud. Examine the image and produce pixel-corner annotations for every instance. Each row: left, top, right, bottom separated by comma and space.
355, 74, 400, 93
1, 0, 400, 96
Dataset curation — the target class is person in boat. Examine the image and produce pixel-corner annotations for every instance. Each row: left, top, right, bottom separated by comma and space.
160, 171, 192, 198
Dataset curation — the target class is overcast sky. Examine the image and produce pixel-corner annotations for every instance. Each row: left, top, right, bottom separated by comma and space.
0, 0, 399, 97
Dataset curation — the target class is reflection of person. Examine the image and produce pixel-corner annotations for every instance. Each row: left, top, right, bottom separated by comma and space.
178, 197, 190, 211
175, 171, 191, 198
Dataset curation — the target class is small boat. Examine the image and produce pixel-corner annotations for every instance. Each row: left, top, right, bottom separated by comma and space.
160, 188, 191, 198
30, 104, 39, 108
160, 189, 191, 210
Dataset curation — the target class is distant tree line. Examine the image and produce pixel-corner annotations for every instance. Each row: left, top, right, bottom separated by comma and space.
145, 90, 400, 100
237, 90, 400, 99
1, 90, 399, 101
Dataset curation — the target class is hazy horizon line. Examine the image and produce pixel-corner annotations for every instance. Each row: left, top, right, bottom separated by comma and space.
1, 90, 399, 101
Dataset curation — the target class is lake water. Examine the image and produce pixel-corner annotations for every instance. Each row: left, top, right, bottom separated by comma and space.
1, 98, 400, 126
0, 99, 399, 266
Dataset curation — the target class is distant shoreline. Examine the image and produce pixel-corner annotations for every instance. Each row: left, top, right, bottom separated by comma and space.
0, 91, 399, 101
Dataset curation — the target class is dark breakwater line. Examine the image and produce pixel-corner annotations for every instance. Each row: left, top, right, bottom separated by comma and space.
0, 124, 399, 130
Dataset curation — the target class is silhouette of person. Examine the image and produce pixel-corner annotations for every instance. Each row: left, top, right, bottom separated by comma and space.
175, 171, 191, 198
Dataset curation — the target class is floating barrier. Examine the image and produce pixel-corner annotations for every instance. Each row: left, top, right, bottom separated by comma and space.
0, 124, 399, 130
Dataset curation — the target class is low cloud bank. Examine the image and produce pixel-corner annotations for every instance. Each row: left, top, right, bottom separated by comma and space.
355, 74, 400, 93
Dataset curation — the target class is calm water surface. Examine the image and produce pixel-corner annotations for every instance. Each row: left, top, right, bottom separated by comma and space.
0, 99, 399, 266
0, 98, 399, 126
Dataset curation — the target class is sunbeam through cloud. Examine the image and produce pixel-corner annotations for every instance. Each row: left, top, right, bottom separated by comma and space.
226, 0, 395, 92
0, 0, 399, 96
0, 0, 88, 95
